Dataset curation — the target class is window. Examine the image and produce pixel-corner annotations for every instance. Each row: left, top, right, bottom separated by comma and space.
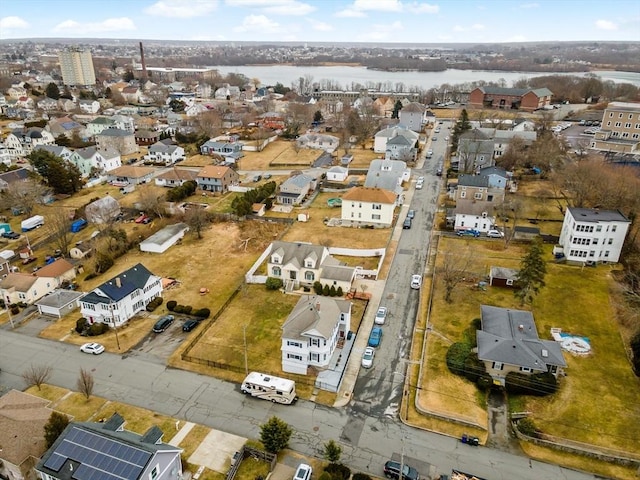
150, 465, 159, 480
506, 279, 514, 286
520, 367, 533, 373
492, 362, 503, 370
372, 204, 381, 210
625, 123, 632, 128
615, 122, 621, 127
606, 121, 611, 126
612, 225, 617, 232
271, 256, 280, 264
474, 192, 483, 200
287, 340, 302, 348
589, 251, 595, 257
272, 266, 281, 277
596, 225, 602, 232
372, 214, 381, 220
305, 271, 314, 281
311, 338, 320, 347
608, 238, 613, 245
287, 353, 303, 361
460, 191, 466, 198
605, 251, 610, 257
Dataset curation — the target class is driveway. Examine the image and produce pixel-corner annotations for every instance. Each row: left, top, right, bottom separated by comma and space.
486, 389, 522, 455
126, 316, 196, 363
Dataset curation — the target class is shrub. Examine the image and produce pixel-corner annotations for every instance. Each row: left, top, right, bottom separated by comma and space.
265, 277, 283, 290
324, 463, 351, 480
146, 302, 158, 312
464, 318, 482, 347
88, 323, 109, 336
476, 372, 493, 391
318, 473, 333, 480
352, 474, 372, 480
182, 305, 192, 314
11, 307, 19, 315
173, 305, 184, 314
505, 372, 558, 396
313, 281, 323, 295
84, 272, 97, 280
337, 286, 343, 296
167, 300, 177, 311
322, 284, 330, 296
517, 417, 539, 437
329, 285, 337, 297
463, 353, 486, 383
194, 308, 210, 318
76, 318, 88, 334
446, 342, 472, 375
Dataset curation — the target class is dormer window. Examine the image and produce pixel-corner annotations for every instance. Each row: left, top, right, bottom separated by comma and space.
271, 256, 281, 264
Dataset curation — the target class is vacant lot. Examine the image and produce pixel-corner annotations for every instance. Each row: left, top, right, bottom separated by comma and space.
419, 236, 640, 461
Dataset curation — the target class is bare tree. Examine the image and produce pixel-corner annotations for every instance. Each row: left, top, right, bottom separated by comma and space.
184, 206, 209, 239
77, 368, 95, 400
494, 198, 524, 248
0, 178, 50, 216
136, 185, 166, 219
22, 364, 52, 390
439, 248, 474, 303
47, 207, 74, 256
195, 109, 223, 138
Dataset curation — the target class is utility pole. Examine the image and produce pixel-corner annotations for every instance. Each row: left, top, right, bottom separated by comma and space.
243, 324, 248, 375
110, 300, 120, 350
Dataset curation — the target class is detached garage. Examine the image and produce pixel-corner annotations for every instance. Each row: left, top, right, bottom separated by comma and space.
35, 289, 85, 318
140, 223, 189, 254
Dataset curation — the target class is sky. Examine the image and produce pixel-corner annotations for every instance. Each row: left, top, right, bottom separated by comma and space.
0, 0, 639, 44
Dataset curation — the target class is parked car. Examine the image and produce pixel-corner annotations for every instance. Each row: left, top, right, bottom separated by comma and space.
135, 214, 150, 224
361, 347, 375, 368
383, 461, 420, 480
432, 137, 438, 141
2, 231, 20, 240
487, 229, 504, 238
182, 319, 200, 332
374, 306, 388, 325
416, 176, 424, 190
368, 326, 383, 347
407, 209, 415, 219
403, 218, 412, 229
293, 464, 312, 480
152, 315, 175, 333
263, 173, 272, 180
22, 256, 37, 265
426, 149, 433, 158
411, 274, 422, 290
252, 174, 262, 182
456, 229, 480, 237
80, 342, 105, 355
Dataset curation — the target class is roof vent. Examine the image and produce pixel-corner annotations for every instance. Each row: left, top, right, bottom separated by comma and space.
542, 349, 548, 358
518, 324, 524, 332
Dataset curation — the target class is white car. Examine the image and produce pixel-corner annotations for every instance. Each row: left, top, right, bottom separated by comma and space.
294, 464, 313, 480
411, 274, 422, 289
362, 347, 375, 368
487, 229, 504, 238
80, 342, 105, 355
426, 149, 433, 158
375, 306, 388, 325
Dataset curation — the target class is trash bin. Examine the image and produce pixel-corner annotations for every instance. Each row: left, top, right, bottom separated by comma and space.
461, 434, 468, 443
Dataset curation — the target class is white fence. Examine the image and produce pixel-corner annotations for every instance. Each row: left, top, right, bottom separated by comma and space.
242, 135, 278, 152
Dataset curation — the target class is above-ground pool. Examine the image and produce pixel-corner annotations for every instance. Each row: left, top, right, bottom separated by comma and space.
327, 198, 342, 207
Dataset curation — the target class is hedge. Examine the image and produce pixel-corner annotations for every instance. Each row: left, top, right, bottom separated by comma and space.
446, 342, 472, 375
167, 300, 177, 311
505, 371, 558, 396
324, 464, 351, 480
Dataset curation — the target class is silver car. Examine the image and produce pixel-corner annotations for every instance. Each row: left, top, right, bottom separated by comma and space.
375, 307, 388, 325
362, 347, 375, 368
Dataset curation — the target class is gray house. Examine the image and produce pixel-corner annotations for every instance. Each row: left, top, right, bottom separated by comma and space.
385, 134, 417, 162
476, 305, 566, 386
276, 174, 316, 205
196, 165, 239, 193
398, 102, 427, 132
36, 413, 182, 480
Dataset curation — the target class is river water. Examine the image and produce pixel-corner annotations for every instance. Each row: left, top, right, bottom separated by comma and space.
209, 65, 640, 89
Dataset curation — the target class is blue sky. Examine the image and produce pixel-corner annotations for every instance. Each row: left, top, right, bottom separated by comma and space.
1, 0, 639, 43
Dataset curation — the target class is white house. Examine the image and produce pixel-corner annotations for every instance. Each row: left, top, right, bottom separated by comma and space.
374, 125, 419, 154
296, 133, 339, 153
341, 187, 397, 227
140, 223, 189, 254
326, 166, 349, 182
276, 174, 317, 206
144, 141, 185, 166
281, 295, 352, 375
454, 207, 496, 234
85, 195, 121, 223
364, 159, 409, 197
558, 207, 631, 264
79, 263, 162, 327
69, 146, 121, 177
35, 289, 85, 318
398, 102, 427, 132
79, 99, 101, 114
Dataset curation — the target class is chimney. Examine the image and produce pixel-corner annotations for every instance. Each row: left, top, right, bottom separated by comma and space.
139, 42, 148, 81
518, 324, 524, 332
115, 277, 121, 288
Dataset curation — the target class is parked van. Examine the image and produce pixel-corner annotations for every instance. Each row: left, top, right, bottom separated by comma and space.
241, 372, 298, 404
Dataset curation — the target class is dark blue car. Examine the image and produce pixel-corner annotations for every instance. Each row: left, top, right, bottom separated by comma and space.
368, 326, 383, 347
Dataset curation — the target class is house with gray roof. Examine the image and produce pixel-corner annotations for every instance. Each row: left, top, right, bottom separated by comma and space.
140, 223, 189, 254
281, 295, 352, 375
145, 141, 185, 166
33, 144, 73, 161
199, 139, 244, 161
398, 102, 427, 132
364, 159, 409, 197
35, 289, 85, 318
374, 125, 420, 154
80, 263, 162, 326
477, 305, 566, 386
469, 86, 553, 112
276, 174, 317, 205
85, 195, 121, 223
86, 116, 116, 137
452, 172, 506, 216
36, 413, 182, 480
69, 146, 121, 177
385, 133, 417, 162
296, 133, 340, 153
96, 128, 138, 155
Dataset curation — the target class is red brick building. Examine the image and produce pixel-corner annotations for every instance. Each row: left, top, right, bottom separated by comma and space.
468, 87, 553, 112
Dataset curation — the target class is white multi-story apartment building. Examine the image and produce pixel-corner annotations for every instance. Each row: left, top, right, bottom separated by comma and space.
558, 207, 631, 264
58, 48, 96, 87
341, 187, 397, 228
591, 102, 640, 154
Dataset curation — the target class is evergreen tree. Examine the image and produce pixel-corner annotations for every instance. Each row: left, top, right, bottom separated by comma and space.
515, 238, 547, 305
323, 439, 342, 464
44, 411, 70, 448
28, 150, 83, 195
45, 82, 60, 100
313, 110, 324, 123
259, 416, 292, 454
391, 100, 403, 119
451, 108, 472, 151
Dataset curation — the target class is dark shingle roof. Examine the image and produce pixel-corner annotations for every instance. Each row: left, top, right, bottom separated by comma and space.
83, 263, 156, 303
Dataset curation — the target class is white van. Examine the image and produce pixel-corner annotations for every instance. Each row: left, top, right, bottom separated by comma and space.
241, 372, 298, 404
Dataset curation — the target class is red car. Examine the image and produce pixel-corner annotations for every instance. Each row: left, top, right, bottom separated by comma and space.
135, 214, 150, 224
22, 256, 37, 265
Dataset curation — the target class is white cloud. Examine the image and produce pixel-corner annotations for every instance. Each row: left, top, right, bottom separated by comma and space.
307, 19, 333, 32
520, 3, 539, 8
358, 20, 403, 41
53, 17, 136, 34
233, 14, 282, 33
268, 2, 316, 16
145, 0, 218, 18
0, 16, 29, 29
336, 0, 437, 17
595, 19, 617, 30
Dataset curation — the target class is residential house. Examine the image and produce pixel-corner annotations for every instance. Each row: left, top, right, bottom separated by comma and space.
108, 165, 154, 185
57, 98, 76, 112
0, 167, 31, 191
590, 102, 640, 154
557, 207, 631, 264
0, 390, 56, 480
489, 267, 519, 288
373, 96, 396, 118
140, 223, 189, 254
281, 295, 352, 375
468, 86, 553, 112
145, 141, 185, 165
267, 241, 356, 292
36, 413, 182, 480
195, 165, 239, 193
257, 112, 286, 130
135, 129, 160, 146
35, 289, 85, 318
453, 172, 506, 213
326, 166, 349, 182
0, 273, 57, 305
47, 116, 86, 140
276, 174, 316, 206
0, 144, 11, 166
86, 116, 116, 136
364, 159, 409, 198
341, 187, 397, 227
385, 133, 417, 162
96, 128, 138, 155
69, 146, 121, 177
185, 103, 208, 117
85, 195, 121, 223
34, 258, 76, 286
399, 102, 427, 132
78, 99, 100, 114
4, 127, 55, 158
214, 84, 241, 100
69, 242, 93, 259
374, 125, 420, 154
37, 97, 58, 111
456, 128, 536, 172
111, 114, 136, 132
199, 139, 244, 163
0, 258, 12, 279
79, 263, 162, 326
121, 85, 141, 103
476, 305, 566, 386
33, 144, 73, 162
6, 85, 27, 99
296, 133, 339, 153
154, 167, 199, 188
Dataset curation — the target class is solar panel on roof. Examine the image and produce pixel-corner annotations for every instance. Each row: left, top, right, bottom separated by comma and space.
43, 452, 67, 471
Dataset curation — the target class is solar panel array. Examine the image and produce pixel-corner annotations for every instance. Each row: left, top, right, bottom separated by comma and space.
42, 426, 152, 480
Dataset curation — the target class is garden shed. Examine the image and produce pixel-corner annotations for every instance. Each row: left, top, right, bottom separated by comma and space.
35, 289, 85, 318
140, 223, 189, 254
